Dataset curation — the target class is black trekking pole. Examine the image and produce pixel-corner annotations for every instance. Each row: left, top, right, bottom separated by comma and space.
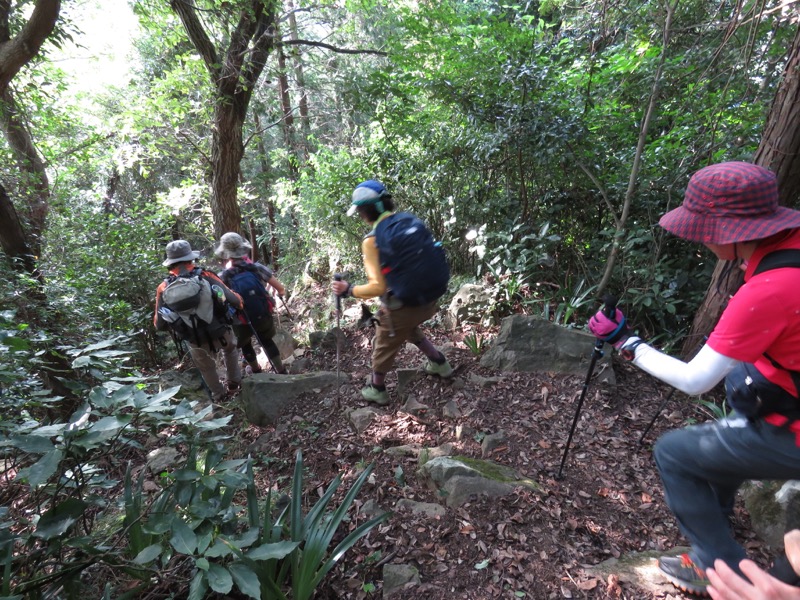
333, 274, 343, 408
638, 335, 708, 446
556, 294, 617, 480
240, 310, 280, 373
279, 294, 293, 320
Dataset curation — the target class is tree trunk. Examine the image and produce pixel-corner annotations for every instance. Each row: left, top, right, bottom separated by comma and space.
286, 0, 311, 151
0, 0, 60, 271
211, 98, 247, 238
682, 23, 800, 356
170, 0, 277, 238
0, 181, 37, 273
254, 111, 280, 267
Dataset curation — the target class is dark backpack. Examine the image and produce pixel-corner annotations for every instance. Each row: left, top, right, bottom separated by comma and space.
373, 212, 450, 306
224, 264, 274, 323
161, 268, 228, 349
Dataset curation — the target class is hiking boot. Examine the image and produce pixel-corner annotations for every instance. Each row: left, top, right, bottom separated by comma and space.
361, 385, 389, 406
658, 554, 710, 597
424, 358, 453, 378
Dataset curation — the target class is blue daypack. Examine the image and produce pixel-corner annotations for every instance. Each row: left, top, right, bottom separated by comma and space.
374, 212, 449, 306
224, 265, 274, 323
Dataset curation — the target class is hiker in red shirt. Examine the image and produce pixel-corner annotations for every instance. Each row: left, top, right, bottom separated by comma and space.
588, 162, 800, 597
154, 239, 244, 402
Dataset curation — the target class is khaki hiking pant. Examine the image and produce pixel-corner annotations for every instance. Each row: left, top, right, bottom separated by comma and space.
187, 328, 240, 401
372, 301, 438, 374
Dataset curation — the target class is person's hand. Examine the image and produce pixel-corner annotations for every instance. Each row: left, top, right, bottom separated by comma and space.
708, 559, 800, 599
331, 279, 351, 297
587, 308, 631, 348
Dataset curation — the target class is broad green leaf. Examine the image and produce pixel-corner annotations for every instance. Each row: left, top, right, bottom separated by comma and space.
21, 448, 64, 488
246, 540, 299, 561
133, 544, 163, 565
88, 349, 134, 358
231, 527, 260, 549
207, 563, 233, 594
82, 339, 119, 352
30, 423, 67, 437
188, 570, 207, 600
90, 415, 133, 431
204, 539, 232, 558
71, 355, 92, 368
1, 434, 55, 454
229, 562, 263, 600
169, 519, 198, 554
34, 498, 88, 539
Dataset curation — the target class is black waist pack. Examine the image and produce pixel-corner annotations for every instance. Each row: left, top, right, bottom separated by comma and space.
725, 363, 800, 419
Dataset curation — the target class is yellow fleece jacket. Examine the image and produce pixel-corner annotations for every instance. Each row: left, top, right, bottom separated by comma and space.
351, 212, 391, 299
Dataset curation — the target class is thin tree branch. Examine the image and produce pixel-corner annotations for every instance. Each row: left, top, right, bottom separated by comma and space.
280, 38, 387, 56
243, 107, 299, 150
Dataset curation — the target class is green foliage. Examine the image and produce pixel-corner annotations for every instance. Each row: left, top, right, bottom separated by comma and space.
696, 396, 730, 422
0, 367, 228, 597
464, 333, 487, 356
121, 448, 389, 600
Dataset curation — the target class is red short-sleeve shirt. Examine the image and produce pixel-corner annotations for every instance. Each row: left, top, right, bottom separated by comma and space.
707, 230, 800, 396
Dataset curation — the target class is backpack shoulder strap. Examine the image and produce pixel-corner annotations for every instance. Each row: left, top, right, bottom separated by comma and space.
752, 249, 800, 396
752, 249, 800, 276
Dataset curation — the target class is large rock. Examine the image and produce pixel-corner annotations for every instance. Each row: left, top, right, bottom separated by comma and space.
446, 284, 494, 327
271, 327, 297, 360
418, 456, 538, 508
741, 480, 800, 550
241, 371, 341, 426
480, 315, 614, 383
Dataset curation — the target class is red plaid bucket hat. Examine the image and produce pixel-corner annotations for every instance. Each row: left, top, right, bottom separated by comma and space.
659, 162, 800, 244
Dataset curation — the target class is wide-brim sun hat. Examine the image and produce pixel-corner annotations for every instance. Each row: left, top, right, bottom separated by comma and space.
659, 161, 800, 244
347, 180, 389, 216
215, 232, 252, 259
163, 239, 200, 266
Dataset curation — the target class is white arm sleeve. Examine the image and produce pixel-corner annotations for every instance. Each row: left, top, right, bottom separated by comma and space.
630, 342, 738, 395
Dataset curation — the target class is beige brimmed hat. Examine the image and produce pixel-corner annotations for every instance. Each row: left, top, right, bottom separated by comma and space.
215, 232, 252, 259
162, 240, 200, 266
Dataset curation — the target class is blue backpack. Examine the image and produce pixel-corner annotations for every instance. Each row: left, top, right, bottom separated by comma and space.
374, 212, 449, 306
224, 265, 274, 323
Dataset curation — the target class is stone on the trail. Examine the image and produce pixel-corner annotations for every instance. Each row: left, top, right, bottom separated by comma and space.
241, 371, 341, 426
395, 499, 446, 518
146, 447, 182, 474
418, 456, 538, 508
480, 315, 614, 384
347, 406, 379, 434
445, 284, 494, 328
481, 430, 507, 457
382, 564, 421, 597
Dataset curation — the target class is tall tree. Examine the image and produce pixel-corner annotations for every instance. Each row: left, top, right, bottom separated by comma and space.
683, 22, 800, 354
169, 0, 277, 238
0, 0, 60, 275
